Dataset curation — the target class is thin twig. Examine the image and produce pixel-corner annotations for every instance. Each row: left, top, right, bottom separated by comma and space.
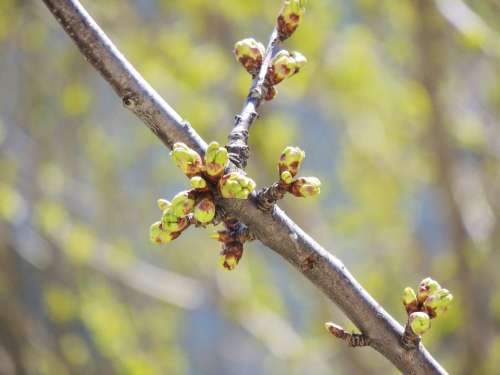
226, 28, 281, 169
41, 1, 448, 373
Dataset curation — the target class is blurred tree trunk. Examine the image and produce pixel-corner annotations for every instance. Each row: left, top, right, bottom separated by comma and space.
414, 1, 492, 373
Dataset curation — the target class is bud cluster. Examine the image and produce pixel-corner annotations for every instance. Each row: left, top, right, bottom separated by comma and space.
278, 146, 321, 198
402, 277, 453, 337
233, 1, 308, 101
150, 141, 257, 270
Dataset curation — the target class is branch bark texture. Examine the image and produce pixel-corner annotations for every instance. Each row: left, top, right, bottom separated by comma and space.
41, 0, 448, 373
226, 28, 281, 168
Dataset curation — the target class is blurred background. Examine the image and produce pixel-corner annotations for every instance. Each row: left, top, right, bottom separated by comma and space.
1, 0, 500, 374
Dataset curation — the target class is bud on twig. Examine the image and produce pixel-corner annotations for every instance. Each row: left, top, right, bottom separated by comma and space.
403, 287, 418, 314
234, 38, 266, 76
277, 0, 307, 40
279, 146, 305, 180
194, 197, 216, 224
219, 172, 256, 199
291, 51, 307, 72
409, 312, 431, 336
170, 142, 203, 177
204, 141, 229, 178
290, 177, 321, 197
269, 50, 297, 85
149, 221, 177, 245
417, 277, 441, 304
190, 176, 207, 190
157, 198, 171, 211
220, 241, 244, 271
170, 191, 196, 218
161, 211, 189, 232
424, 289, 453, 318
280, 171, 293, 184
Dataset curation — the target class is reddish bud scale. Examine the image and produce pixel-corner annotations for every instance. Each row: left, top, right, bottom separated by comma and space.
404, 301, 419, 315
267, 65, 292, 86
238, 55, 263, 76
277, 14, 300, 41
220, 241, 244, 271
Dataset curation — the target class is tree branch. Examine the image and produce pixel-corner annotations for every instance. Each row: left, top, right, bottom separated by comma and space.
226, 28, 281, 168
41, 0, 448, 373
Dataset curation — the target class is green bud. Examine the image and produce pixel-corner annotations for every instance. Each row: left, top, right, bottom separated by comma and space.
280, 171, 293, 184
170, 142, 203, 177
279, 146, 305, 178
409, 312, 431, 336
290, 177, 321, 197
234, 38, 265, 75
219, 172, 256, 199
194, 198, 216, 224
190, 176, 207, 190
424, 289, 453, 317
149, 221, 175, 245
204, 141, 229, 177
291, 51, 307, 72
157, 199, 171, 211
403, 287, 418, 313
417, 277, 441, 303
270, 50, 297, 85
170, 191, 195, 218
277, 0, 307, 39
220, 254, 238, 271
161, 211, 189, 232
220, 241, 243, 271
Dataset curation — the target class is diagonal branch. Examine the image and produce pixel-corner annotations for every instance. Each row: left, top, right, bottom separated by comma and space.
226, 28, 281, 169
41, 0, 448, 373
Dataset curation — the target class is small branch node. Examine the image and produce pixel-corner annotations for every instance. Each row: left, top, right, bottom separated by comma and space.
256, 182, 287, 212
325, 322, 371, 348
401, 320, 421, 350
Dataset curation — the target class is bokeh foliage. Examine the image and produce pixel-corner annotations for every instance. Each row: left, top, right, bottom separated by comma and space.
1, 0, 500, 374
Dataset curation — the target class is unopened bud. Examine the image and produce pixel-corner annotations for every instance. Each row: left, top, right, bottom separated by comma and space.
403, 287, 418, 314
219, 172, 256, 199
424, 289, 453, 318
157, 199, 171, 211
277, 0, 307, 40
270, 50, 297, 85
234, 38, 265, 75
194, 198, 216, 224
291, 51, 307, 72
409, 312, 431, 336
170, 142, 203, 177
204, 141, 229, 177
280, 171, 293, 184
290, 177, 321, 197
279, 146, 305, 178
161, 211, 189, 232
190, 176, 207, 190
417, 277, 441, 304
220, 241, 244, 271
170, 191, 195, 218
149, 221, 175, 245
